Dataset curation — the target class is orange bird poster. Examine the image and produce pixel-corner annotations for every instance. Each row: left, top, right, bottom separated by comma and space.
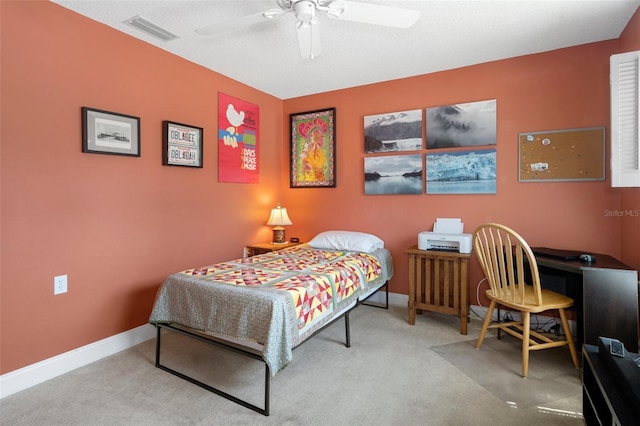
218, 93, 259, 183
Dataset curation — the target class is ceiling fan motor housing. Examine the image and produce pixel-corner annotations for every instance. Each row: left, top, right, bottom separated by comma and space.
294, 1, 316, 22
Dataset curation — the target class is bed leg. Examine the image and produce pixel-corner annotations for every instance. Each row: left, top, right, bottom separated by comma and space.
345, 313, 351, 348
385, 281, 389, 309
155, 324, 270, 416
155, 325, 161, 367
383, 281, 389, 309
360, 280, 389, 309
264, 364, 270, 416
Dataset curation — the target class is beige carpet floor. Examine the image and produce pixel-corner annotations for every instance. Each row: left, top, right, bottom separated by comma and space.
1, 305, 584, 425
432, 336, 581, 408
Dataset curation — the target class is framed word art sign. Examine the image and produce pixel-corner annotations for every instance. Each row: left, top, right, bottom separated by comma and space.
162, 121, 203, 168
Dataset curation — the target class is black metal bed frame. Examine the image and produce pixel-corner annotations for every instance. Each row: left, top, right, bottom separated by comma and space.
154, 280, 389, 416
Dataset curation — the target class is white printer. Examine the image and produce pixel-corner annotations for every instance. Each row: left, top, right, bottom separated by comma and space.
418, 218, 472, 254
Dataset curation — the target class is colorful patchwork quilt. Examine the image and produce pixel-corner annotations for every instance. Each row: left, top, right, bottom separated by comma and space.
149, 245, 393, 375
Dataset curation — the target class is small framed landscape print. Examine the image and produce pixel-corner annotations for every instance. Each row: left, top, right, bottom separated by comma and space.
162, 121, 203, 168
290, 107, 336, 188
82, 107, 140, 157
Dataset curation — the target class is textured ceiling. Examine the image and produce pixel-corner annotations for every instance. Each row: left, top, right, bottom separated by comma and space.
51, 0, 640, 99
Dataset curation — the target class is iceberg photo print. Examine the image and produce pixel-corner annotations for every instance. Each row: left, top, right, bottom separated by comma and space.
364, 154, 423, 195
426, 149, 496, 194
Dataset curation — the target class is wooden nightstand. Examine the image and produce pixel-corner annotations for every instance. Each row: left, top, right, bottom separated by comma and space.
405, 245, 471, 335
245, 241, 302, 257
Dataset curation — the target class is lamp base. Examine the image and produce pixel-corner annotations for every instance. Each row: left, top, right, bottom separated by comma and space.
272, 227, 287, 244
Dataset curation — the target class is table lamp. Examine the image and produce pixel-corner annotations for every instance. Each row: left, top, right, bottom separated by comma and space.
266, 204, 293, 244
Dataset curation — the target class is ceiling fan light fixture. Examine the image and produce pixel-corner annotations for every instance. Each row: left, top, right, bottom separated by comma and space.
124, 15, 178, 42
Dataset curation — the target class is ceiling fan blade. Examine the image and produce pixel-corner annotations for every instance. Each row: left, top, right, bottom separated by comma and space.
327, 0, 420, 28
296, 20, 321, 59
196, 9, 288, 36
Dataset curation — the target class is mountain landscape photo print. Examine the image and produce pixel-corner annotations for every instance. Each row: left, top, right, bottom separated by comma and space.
364, 109, 422, 153
426, 99, 496, 149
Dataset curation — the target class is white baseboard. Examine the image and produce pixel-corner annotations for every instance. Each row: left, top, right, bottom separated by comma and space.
0, 323, 156, 399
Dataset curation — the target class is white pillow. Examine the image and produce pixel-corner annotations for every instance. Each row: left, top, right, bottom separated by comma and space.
308, 230, 384, 253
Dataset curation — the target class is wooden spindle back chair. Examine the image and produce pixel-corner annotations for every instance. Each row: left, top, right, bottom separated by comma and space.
473, 223, 579, 377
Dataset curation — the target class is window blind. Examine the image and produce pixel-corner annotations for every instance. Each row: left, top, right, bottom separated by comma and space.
611, 50, 640, 187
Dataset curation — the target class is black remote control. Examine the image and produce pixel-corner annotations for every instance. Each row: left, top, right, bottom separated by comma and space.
610, 339, 625, 357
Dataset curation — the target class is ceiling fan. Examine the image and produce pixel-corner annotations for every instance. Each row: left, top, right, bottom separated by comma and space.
195, 0, 420, 59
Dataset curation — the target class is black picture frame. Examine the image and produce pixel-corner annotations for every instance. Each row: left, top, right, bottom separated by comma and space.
162, 121, 204, 168
289, 107, 336, 188
82, 107, 140, 157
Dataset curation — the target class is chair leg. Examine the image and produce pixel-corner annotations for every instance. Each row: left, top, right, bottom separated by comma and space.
558, 308, 580, 368
476, 300, 496, 349
522, 312, 531, 378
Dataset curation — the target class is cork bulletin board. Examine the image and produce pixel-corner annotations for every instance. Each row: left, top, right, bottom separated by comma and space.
518, 127, 605, 182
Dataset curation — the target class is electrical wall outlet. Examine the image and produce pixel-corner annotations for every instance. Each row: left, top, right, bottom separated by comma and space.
54, 275, 67, 295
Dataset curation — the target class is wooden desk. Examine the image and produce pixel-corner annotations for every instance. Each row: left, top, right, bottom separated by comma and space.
406, 246, 471, 334
530, 253, 639, 353
533, 251, 633, 275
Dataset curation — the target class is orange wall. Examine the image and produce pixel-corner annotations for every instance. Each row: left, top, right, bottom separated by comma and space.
1, 2, 283, 373
1, 2, 638, 376
282, 28, 639, 300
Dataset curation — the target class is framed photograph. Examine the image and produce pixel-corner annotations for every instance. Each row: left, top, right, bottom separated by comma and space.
162, 121, 203, 168
82, 107, 140, 157
290, 107, 336, 188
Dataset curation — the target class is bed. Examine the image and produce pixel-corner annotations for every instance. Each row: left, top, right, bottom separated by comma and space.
149, 231, 393, 415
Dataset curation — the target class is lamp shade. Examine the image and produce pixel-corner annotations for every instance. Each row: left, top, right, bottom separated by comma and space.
266, 205, 292, 226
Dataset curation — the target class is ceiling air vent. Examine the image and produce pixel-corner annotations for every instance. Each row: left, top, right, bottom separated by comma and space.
123, 15, 178, 42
